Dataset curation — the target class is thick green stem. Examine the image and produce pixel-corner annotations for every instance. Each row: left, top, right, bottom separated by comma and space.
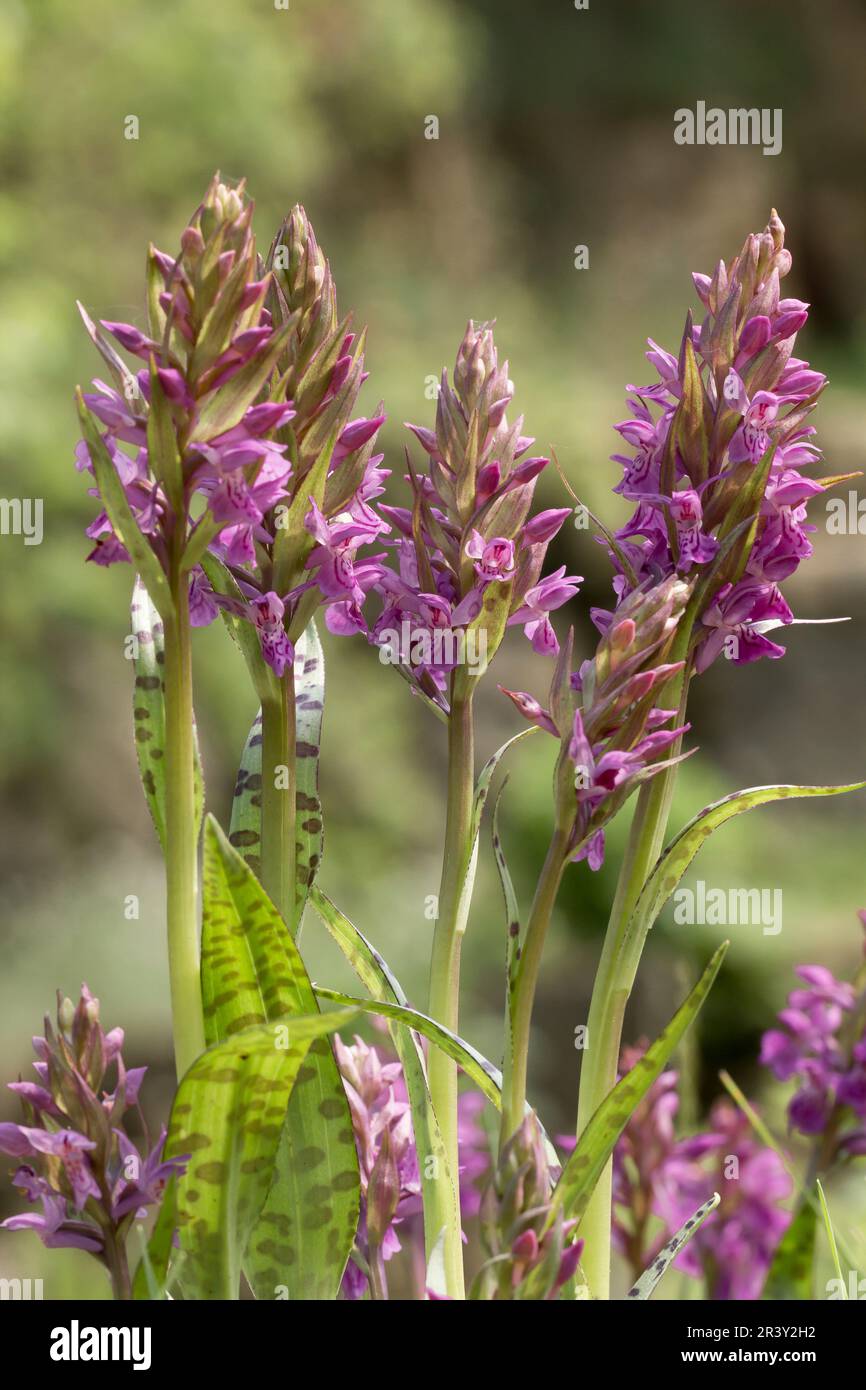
162, 581, 206, 1079
575, 725, 685, 1299
426, 685, 475, 1300
260, 672, 297, 930
500, 826, 570, 1144
104, 1231, 132, 1301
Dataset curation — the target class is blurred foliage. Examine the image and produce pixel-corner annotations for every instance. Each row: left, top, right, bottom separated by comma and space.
1, 0, 865, 1296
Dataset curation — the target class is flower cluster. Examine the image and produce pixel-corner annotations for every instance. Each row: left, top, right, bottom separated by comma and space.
76, 177, 388, 679
478, 1113, 582, 1300
759, 927, 866, 1155
502, 575, 691, 868
334, 1034, 421, 1299
606, 210, 827, 672
77, 177, 291, 583
196, 204, 390, 672
0, 986, 182, 1289
610, 1046, 791, 1299
373, 321, 579, 709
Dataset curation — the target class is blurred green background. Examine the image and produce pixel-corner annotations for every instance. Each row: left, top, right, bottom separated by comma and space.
1, 0, 865, 1296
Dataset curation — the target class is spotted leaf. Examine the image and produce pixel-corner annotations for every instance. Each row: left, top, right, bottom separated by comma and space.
165, 1010, 356, 1301
201, 817, 360, 1301
130, 578, 204, 852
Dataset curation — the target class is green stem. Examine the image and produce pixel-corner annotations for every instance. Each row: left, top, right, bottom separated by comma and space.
104, 1231, 132, 1301
162, 579, 206, 1079
260, 671, 297, 931
426, 683, 475, 1300
500, 826, 570, 1144
575, 701, 686, 1299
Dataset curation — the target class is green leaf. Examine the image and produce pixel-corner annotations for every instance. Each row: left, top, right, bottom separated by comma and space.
491, 782, 521, 1045
146, 359, 182, 513
76, 389, 173, 617
761, 1194, 817, 1301
228, 708, 264, 878
550, 942, 728, 1230
291, 619, 325, 932
132, 1175, 180, 1301
816, 1179, 846, 1297
227, 622, 325, 931
308, 887, 454, 1278
623, 782, 866, 970
626, 1192, 720, 1300
130, 579, 204, 851
165, 1010, 356, 1300
201, 817, 360, 1301
313, 986, 502, 1110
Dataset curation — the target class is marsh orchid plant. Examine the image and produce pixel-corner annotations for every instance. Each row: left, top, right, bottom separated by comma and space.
4, 184, 863, 1302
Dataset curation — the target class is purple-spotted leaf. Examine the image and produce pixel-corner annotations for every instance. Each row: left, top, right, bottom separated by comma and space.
626, 1192, 720, 1300
292, 619, 325, 932
165, 1010, 356, 1301
130, 578, 204, 852
202, 816, 360, 1301
227, 622, 325, 931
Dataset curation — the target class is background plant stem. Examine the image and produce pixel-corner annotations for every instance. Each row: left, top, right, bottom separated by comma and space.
575, 739, 684, 1299
260, 672, 297, 931
500, 826, 570, 1144
162, 577, 206, 1080
426, 683, 475, 1299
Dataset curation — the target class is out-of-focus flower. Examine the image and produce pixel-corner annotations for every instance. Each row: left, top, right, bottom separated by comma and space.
334, 1034, 420, 1299
608, 1045, 791, 1299
0, 986, 183, 1290
759, 924, 866, 1156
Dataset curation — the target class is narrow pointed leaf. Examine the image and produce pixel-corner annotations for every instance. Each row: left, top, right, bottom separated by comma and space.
77, 390, 173, 616
227, 623, 325, 930
314, 985, 502, 1108
551, 942, 728, 1229
492, 782, 521, 1043
201, 816, 360, 1301
626, 1192, 720, 1300
228, 708, 264, 878
130, 578, 204, 851
292, 619, 325, 931
625, 782, 866, 960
